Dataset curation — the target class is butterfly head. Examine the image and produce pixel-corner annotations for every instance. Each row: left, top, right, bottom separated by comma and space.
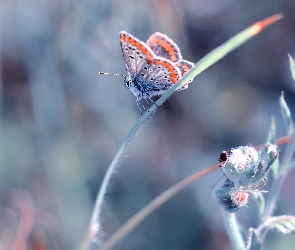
124, 76, 132, 89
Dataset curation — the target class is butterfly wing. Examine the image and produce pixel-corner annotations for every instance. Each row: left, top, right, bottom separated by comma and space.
176, 60, 194, 77
120, 31, 182, 99
120, 31, 154, 79
147, 32, 194, 90
176, 59, 195, 90
142, 57, 182, 97
146, 32, 181, 62
130, 57, 183, 99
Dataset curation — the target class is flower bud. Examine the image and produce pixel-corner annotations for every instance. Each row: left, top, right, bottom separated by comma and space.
258, 143, 279, 172
221, 146, 259, 185
215, 143, 279, 213
214, 179, 250, 213
214, 179, 240, 213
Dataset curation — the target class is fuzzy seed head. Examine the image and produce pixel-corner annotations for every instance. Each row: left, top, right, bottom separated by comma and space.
221, 146, 258, 181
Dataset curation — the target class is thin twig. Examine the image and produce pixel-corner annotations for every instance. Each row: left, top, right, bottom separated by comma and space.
100, 162, 220, 250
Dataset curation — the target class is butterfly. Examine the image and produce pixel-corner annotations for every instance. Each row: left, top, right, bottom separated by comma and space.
99, 31, 194, 112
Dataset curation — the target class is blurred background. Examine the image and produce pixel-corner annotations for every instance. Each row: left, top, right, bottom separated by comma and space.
1, 0, 295, 249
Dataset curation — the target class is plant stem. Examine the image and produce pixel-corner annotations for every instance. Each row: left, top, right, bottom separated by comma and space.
223, 211, 246, 250
262, 126, 295, 222
88, 109, 157, 241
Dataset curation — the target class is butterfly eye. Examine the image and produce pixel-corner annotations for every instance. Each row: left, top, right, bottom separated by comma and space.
124, 78, 131, 89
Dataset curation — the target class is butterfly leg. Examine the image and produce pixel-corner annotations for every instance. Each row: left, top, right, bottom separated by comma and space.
136, 98, 147, 115
147, 95, 154, 104
144, 95, 154, 106
145, 96, 159, 109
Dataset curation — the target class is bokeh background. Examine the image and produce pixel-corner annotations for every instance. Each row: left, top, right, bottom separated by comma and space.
1, 0, 295, 249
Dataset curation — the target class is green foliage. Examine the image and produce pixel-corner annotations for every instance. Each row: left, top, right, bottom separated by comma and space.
266, 116, 276, 145
250, 192, 266, 216
279, 91, 293, 135
288, 55, 295, 82
261, 216, 295, 234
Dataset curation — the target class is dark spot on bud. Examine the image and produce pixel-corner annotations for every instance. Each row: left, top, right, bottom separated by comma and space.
219, 151, 228, 163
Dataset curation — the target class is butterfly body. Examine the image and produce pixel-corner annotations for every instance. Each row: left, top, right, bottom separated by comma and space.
124, 75, 170, 100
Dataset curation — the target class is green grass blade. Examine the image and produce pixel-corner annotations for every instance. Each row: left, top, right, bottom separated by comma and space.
156, 13, 284, 106
280, 91, 293, 135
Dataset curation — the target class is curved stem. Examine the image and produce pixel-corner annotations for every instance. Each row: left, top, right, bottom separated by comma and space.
255, 135, 290, 150
100, 162, 220, 250
88, 109, 157, 237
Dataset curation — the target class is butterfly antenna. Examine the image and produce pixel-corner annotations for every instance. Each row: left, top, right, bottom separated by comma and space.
98, 72, 126, 78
